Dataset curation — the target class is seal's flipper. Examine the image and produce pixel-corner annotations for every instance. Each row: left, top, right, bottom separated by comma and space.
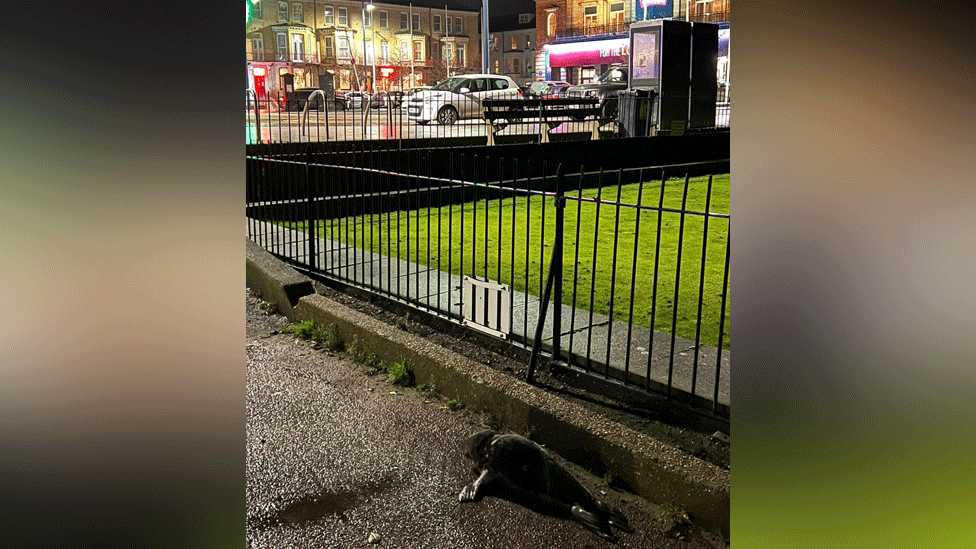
571, 504, 616, 541
459, 469, 508, 503
603, 504, 634, 533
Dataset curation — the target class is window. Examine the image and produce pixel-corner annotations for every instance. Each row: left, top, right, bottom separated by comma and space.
519, 13, 531, 24
400, 12, 408, 30
278, 2, 288, 21
492, 36, 498, 50
324, 36, 335, 58
337, 7, 347, 26
609, 2, 624, 29
323, 6, 334, 25
443, 43, 452, 63
292, 34, 305, 61
381, 40, 389, 62
493, 59, 499, 72
337, 37, 351, 58
491, 78, 509, 90
379, 10, 388, 28
547, 13, 555, 37
251, 33, 264, 59
366, 39, 373, 63
292, 3, 303, 23
363, 9, 371, 27
583, 6, 598, 32
400, 40, 408, 59
455, 17, 462, 34
413, 41, 422, 61
456, 44, 465, 65
511, 58, 520, 74
526, 36, 531, 49
445, 16, 452, 34
276, 32, 288, 60
252, 0, 262, 19
431, 42, 438, 58
433, 15, 441, 32
510, 36, 517, 50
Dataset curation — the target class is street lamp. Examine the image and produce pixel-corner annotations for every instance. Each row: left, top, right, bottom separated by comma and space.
361, 2, 376, 92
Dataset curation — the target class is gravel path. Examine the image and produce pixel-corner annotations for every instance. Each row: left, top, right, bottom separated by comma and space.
246, 289, 726, 548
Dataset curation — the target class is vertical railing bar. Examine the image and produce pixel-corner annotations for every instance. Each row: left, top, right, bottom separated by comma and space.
369, 147, 376, 291
472, 154, 479, 281
667, 174, 692, 399
415, 148, 422, 304
426, 150, 433, 311
436, 150, 443, 314
509, 157, 518, 340
585, 168, 604, 372
448, 152, 455, 317
623, 169, 647, 385
524, 159, 532, 343
567, 167, 585, 368
552, 164, 565, 363
603, 168, 625, 378
646, 171, 668, 391
714, 218, 730, 414
459, 154, 466, 318
691, 174, 714, 405
305, 146, 317, 271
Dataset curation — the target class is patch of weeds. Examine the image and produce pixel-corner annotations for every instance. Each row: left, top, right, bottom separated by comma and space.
282, 320, 344, 351
316, 322, 344, 351
260, 300, 278, 315
603, 471, 616, 486
387, 359, 415, 387
282, 320, 317, 340
445, 397, 465, 411
347, 336, 383, 371
417, 383, 437, 399
478, 411, 502, 431
659, 503, 692, 532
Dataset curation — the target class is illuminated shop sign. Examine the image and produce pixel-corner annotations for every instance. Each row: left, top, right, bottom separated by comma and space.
547, 38, 629, 67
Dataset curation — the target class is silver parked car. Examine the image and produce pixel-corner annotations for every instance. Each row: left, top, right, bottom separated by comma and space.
407, 74, 522, 125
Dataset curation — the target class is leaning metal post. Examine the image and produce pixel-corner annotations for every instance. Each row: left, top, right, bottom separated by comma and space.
527, 164, 565, 382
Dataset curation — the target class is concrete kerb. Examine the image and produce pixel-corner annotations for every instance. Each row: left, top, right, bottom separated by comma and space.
246, 238, 730, 540
246, 239, 315, 321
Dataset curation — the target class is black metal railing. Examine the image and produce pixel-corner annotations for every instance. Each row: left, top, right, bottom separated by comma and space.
554, 22, 628, 39
246, 146, 730, 423
245, 91, 730, 145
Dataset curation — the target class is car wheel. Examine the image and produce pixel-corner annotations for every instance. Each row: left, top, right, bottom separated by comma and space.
602, 98, 618, 120
437, 106, 458, 125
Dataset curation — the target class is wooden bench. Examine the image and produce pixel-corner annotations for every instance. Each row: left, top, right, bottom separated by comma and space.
481, 97, 608, 145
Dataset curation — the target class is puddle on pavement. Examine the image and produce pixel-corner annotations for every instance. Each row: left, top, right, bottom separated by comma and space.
253, 477, 396, 529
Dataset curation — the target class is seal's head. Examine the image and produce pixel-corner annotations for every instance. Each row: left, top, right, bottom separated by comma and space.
463, 430, 497, 469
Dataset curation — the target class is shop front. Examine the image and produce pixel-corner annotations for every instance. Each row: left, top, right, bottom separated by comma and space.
545, 37, 629, 84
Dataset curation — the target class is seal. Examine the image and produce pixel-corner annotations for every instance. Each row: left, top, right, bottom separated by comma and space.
459, 430, 634, 541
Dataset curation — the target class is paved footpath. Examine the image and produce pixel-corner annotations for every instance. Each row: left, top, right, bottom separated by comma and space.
246, 288, 727, 549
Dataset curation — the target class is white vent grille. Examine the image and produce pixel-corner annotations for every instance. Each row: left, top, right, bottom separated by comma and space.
462, 276, 511, 339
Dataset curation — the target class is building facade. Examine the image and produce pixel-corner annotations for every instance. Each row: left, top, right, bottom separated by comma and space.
246, 0, 482, 98
534, 0, 729, 86
488, 13, 537, 86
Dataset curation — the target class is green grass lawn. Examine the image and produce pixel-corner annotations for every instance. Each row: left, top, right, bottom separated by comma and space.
283, 174, 730, 349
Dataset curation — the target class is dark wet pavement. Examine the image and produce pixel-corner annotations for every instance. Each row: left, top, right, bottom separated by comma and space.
246, 289, 726, 548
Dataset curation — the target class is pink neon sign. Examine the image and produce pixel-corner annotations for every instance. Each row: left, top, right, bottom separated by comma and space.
547, 38, 629, 68
640, 0, 667, 7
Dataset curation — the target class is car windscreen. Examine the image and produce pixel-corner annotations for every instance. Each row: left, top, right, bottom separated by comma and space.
431, 77, 466, 92
599, 68, 627, 83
